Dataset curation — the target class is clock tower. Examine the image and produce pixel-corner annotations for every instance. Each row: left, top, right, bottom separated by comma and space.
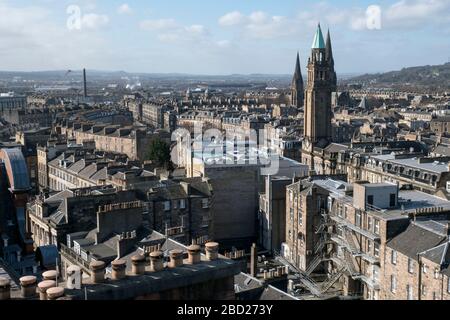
302, 24, 337, 171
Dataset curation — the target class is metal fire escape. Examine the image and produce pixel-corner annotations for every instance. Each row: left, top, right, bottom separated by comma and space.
275, 210, 345, 297
329, 206, 381, 291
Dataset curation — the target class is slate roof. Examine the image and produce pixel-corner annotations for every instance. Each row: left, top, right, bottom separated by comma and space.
420, 241, 450, 267
387, 223, 446, 261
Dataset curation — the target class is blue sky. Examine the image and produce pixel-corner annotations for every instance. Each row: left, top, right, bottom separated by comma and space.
0, 0, 449, 74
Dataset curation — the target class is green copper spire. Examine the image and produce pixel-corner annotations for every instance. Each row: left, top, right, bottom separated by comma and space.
311, 23, 325, 49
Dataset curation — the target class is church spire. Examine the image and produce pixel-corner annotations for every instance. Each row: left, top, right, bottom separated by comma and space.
293, 52, 302, 81
291, 52, 304, 109
311, 23, 325, 49
325, 29, 333, 62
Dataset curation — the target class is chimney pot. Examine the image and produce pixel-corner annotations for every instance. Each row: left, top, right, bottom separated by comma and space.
46, 287, 64, 300
38, 280, 56, 300
149, 251, 164, 272
0, 277, 11, 300
42, 270, 58, 281
111, 259, 127, 280
89, 260, 106, 283
169, 249, 184, 268
131, 255, 146, 275
205, 242, 219, 261
187, 245, 201, 265
20, 275, 37, 298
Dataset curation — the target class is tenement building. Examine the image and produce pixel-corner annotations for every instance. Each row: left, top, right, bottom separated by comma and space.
282, 176, 450, 300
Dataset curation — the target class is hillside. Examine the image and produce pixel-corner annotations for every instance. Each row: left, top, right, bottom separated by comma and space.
348, 62, 450, 91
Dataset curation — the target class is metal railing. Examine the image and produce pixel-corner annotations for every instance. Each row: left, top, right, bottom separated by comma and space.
60, 243, 91, 273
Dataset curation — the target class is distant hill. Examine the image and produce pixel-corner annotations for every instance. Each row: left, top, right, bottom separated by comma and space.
348, 62, 450, 91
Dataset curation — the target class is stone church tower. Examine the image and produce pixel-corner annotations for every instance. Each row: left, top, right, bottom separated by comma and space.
302, 24, 337, 171
291, 52, 304, 109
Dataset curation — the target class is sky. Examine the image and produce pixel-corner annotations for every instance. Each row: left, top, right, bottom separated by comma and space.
0, 0, 449, 75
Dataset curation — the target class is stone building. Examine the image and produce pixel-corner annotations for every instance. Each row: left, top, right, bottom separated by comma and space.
430, 116, 450, 136
383, 220, 450, 300
56, 120, 167, 161
282, 176, 450, 300
26, 186, 140, 249
259, 175, 294, 253
146, 177, 213, 245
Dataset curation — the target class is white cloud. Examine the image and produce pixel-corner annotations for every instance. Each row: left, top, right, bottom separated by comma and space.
117, 4, 132, 15
219, 11, 245, 26
385, 0, 450, 27
0, 2, 111, 71
140, 19, 178, 31
140, 18, 211, 44
219, 11, 297, 40
81, 13, 109, 30
216, 40, 232, 48
185, 25, 208, 36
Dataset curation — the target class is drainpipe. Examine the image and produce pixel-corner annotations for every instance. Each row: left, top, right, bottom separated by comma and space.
417, 253, 422, 301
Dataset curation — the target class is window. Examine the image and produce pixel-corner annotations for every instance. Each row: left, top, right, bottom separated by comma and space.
367, 240, 372, 254
290, 208, 294, 222
433, 292, 438, 300
389, 193, 396, 207
406, 285, 413, 300
422, 264, 428, 274
447, 277, 450, 293
372, 266, 379, 282
391, 250, 397, 265
164, 201, 171, 211
374, 243, 380, 258
367, 195, 374, 206
434, 268, 440, 279
422, 285, 427, 296
355, 212, 362, 227
201, 199, 209, 209
367, 217, 373, 232
374, 219, 380, 235
408, 258, 414, 274
298, 211, 303, 226
390, 275, 397, 293
179, 199, 186, 209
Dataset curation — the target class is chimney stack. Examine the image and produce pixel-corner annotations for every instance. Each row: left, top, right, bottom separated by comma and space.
0, 277, 11, 300
89, 261, 106, 283
38, 280, 56, 300
205, 242, 219, 261
20, 276, 37, 298
111, 260, 127, 280
169, 249, 184, 268
187, 245, 201, 265
131, 255, 146, 275
83, 68, 87, 98
150, 251, 164, 272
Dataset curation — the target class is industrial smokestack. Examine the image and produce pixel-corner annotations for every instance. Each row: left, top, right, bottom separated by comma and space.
83, 68, 87, 98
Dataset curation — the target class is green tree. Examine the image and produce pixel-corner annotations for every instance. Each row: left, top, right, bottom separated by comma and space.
145, 138, 172, 169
